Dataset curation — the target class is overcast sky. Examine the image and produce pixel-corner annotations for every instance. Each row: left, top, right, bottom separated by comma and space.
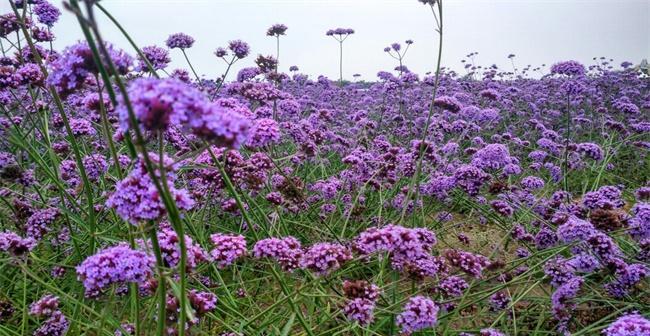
3, 0, 649, 80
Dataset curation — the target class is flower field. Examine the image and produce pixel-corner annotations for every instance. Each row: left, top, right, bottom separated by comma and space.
0, 0, 648, 335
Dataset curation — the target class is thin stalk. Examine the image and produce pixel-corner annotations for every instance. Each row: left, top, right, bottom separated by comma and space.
398, 0, 444, 225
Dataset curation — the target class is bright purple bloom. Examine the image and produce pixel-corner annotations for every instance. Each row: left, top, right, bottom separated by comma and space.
26, 208, 59, 240
137, 45, 171, 71
396, 296, 439, 334
603, 313, 650, 336
300, 242, 352, 276
209, 233, 247, 268
117, 77, 205, 134
437, 276, 469, 297
253, 236, 303, 271
34, 1, 61, 27
228, 40, 250, 59
343, 298, 375, 326
166, 33, 194, 49
550, 60, 585, 76
247, 118, 281, 148
76, 244, 155, 296
33, 311, 69, 336
106, 154, 195, 225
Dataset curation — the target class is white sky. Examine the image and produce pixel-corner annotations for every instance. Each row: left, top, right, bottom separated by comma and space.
3, 0, 649, 80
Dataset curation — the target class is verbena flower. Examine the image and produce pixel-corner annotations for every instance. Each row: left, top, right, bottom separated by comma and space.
253, 236, 303, 271
396, 296, 439, 334
602, 313, 650, 336
76, 244, 155, 297
342, 298, 375, 326
0, 231, 36, 257
166, 33, 195, 49
209, 233, 247, 268
29, 294, 59, 318
106, 153, 194, 225
550, 60, 585, 76
33, 311, 69, 336
34, 0, 61, 27
137, 45, 171, 71
266, 24, 288, 36
300, 242, 352, 276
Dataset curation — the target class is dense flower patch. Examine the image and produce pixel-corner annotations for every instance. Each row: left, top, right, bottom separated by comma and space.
0, 0, 647, 335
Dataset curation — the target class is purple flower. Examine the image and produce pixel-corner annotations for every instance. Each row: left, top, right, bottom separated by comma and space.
47, 42, 132, 97
247, 118, 281, 148
557, 216, 595, 243
521, 176, 545, 190
489, 291, 510, 311
396, 296, 439, 334
433, 96, 462, 113
583, 186, 624, 210
106, 154, 195, 225
228, 40, 250, 59
69, 118, 96, 137
76, 243, 155, 297
551, 276, 583, 331
342, 280, 381, 301
194, 102, 251, 148
166, 33, 195, 49
209, 233, 247, 268
188, 289, 218, 316
443, 249, 490, 278
586, 231, 622, 263
26, 208, 59, 241
0, 230, 36, 257
437, 276, 469, 297
300, 242, 352, 276
550, 60, 585, 76
479, 329, 507, 336
29, 294, 59, 318
34, 0, 61, 27
472, 144, 512, 170
236, 67, 262, 82
141, 225, 209, 271
576, 142, 604, 161
117, 77, 205, 134
253, 236, 303, 271
267, 24, 288, 36
490, 200, 514, 217
453, 164, 489, 196
342, 298, 375, 326
82, 154, 108, 182
354, 225, 437, 273
33, 311, 68, 336
567, 253, 601, 273
534, 226, 558, 250
326, 28, 355, 36
605, 263, 649, 297
603, 313, 650, 336
137, 45, 171, 71
629, 203, 650, 241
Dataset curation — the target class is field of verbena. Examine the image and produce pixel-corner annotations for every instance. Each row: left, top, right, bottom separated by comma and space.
0, 1, 649, 336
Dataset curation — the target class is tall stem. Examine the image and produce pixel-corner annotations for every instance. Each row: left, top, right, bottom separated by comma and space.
563, 93, 571, 192
148, 224, 167, 336
339, 40, 343, 86
182, 49, 202, 87
276, 36, 280, 73
399, 0, 443, 225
